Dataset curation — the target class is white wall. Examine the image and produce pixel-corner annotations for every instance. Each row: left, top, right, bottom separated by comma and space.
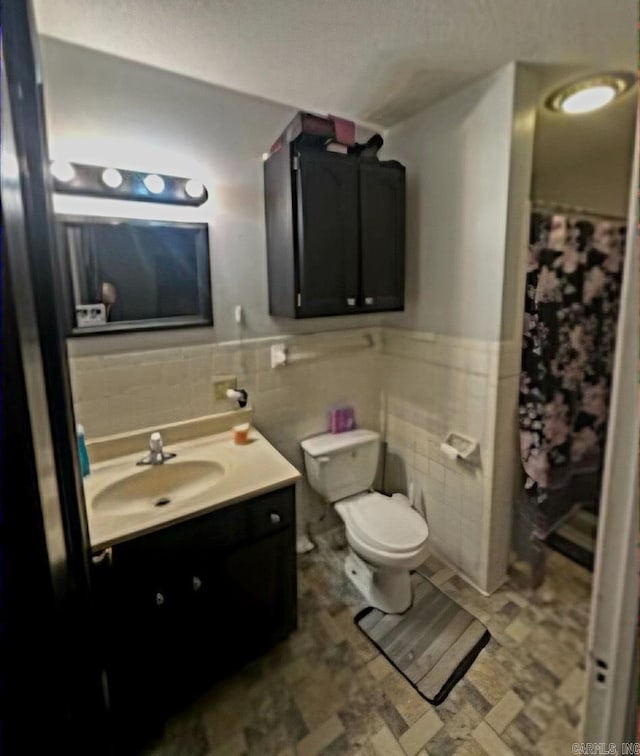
379, 65, 529, 592
492, 64, 635, 592
381, 65, 516, 341
39, 37, 385, 537
532, 81, 636, 219
379, 59, 633, 592
40, 37, 382, 355
488, 65, 539, 589
44, 37, 593, 592
381, 329, 495, 585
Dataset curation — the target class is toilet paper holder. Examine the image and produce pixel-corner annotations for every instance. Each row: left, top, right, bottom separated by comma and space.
440, 431, 479, 464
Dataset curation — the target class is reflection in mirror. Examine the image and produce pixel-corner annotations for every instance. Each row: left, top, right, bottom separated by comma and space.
56, 216, 212, 334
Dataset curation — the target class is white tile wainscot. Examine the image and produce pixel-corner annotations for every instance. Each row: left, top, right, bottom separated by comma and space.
380, 328, 507, 593
68, 325, 519, 593
68, 328, 384, 540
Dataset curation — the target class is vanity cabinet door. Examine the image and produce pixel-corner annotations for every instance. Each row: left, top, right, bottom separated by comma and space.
184, 550, 233, 681
221, 527, 297, 653
189, 488, 297, 673
95, 548, 189, 748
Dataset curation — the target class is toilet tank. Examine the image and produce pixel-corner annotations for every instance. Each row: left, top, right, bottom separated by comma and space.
300, 429, 380, 503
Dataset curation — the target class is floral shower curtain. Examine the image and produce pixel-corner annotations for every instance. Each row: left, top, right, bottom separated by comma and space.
519, 210, 626, 537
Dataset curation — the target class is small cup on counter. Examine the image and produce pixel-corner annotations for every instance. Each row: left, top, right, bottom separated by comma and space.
233, 422, 251, 445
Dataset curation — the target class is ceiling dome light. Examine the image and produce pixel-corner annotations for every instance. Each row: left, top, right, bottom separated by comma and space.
101, 167, 123, 188
185, 179, 205, 198
51, 161, 76, 182
561, 85, 616, 114
143, 173, 165, 194
546, 73, 633, 115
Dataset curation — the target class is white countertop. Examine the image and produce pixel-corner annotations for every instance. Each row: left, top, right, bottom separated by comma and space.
83, 422, 300, 550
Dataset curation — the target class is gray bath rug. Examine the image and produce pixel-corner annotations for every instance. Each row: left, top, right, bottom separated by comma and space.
354, 573, 490, 706
546, 504, 596, 571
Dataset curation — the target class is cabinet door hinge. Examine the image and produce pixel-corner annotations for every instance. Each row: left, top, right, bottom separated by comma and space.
297, 292, 301, 307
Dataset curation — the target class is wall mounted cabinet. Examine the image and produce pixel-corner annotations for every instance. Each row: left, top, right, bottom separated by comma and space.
264, 145, 405, 318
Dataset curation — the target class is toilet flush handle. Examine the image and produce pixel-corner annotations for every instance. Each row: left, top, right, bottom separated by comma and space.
318, 456, 330, 464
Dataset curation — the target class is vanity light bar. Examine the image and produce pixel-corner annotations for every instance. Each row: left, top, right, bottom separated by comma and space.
50, 162, 208, 206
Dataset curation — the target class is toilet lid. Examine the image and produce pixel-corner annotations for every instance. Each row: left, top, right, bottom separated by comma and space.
342, 493, 429, 553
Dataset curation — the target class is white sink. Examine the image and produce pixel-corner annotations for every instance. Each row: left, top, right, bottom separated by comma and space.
92, 460, 225, 515
83, 417, 301, 549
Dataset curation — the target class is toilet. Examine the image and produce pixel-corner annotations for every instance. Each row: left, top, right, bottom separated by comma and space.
300, 429, 429, 614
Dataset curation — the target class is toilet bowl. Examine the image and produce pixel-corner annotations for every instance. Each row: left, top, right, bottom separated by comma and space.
337, 491, 429, 613
300, 430, 429, 614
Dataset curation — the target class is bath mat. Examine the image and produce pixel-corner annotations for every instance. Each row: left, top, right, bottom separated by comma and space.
354, 573, 490, 706
546, 505, 596, 571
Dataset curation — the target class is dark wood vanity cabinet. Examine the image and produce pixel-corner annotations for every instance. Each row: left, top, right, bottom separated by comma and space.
92, 486, 296, 750
264, 145, 405, 317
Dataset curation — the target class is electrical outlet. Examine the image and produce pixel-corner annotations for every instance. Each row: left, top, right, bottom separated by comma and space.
213, 376, 237, 401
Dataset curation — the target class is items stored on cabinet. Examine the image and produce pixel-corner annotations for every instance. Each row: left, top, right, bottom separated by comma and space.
264, 111, 406, 318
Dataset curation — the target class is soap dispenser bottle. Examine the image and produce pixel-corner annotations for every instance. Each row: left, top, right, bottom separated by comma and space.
76, 423, 90, 477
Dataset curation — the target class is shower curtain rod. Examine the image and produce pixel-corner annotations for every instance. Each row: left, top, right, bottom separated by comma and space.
531, 199, 626, 222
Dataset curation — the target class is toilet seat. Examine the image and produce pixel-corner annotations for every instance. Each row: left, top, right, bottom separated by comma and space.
337, 492, 429, 553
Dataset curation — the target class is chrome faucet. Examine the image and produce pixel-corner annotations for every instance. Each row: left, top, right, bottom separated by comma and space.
136, 432, 176, 466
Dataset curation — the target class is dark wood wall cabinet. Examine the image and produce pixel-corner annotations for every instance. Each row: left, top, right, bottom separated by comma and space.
264, 140, 406, 318
92, 485, 297, 752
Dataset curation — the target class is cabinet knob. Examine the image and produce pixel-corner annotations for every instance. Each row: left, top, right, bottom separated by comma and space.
270, 512, 281, 524
364, 296, 375, 305
346, 297, 356, 306
192, 576, 202, 592
155, 592, 165, 606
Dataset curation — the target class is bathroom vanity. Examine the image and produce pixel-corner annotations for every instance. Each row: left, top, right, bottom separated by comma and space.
84, 413, 300, 747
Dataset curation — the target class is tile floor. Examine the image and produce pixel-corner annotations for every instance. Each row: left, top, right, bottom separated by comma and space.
142, 528, 591, 756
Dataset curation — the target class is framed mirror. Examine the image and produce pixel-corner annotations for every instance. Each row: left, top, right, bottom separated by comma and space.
56, 216, 213, 335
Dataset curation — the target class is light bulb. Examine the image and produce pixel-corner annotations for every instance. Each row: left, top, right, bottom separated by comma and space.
143, 174, 165, 194
185, 179, 205, 198
561, 85, 616, 114
51, 161, 75, 182
101, 167, 123, 188
546, 74, 632, 115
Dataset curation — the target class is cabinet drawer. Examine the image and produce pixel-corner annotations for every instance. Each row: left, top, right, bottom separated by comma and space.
111, 502, 248, 574
247, 487, 295, 540
183, 502, 249, 551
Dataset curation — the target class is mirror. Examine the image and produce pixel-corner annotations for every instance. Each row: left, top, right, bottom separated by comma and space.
56, 216, 212, 334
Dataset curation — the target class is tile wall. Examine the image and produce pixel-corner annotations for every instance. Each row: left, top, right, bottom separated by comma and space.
487, 340, 523, 592
380, 328, 501, 593
69, 328, 384, 536
69, 326, 518, 592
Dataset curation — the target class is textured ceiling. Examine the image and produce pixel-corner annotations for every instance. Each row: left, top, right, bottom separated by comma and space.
34, 0, 636, 127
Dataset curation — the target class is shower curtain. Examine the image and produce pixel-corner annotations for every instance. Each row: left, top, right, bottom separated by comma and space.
519, 209, 626, 539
